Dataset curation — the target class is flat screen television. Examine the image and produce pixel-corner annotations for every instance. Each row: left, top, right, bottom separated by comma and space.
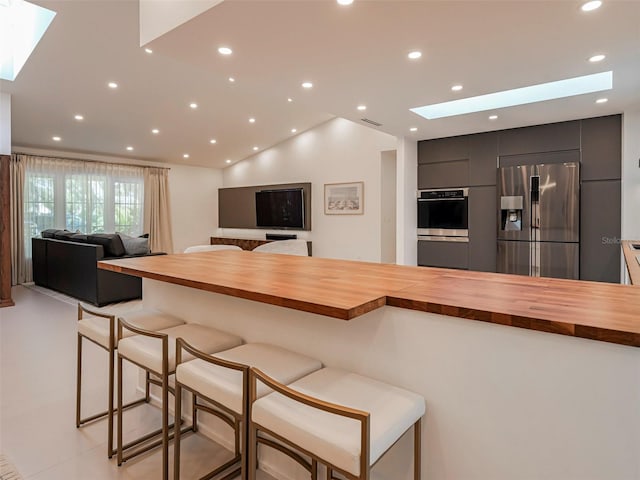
255, 188, 304, 229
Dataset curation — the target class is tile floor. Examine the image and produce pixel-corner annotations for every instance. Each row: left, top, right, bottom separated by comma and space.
0, 286, 274, 480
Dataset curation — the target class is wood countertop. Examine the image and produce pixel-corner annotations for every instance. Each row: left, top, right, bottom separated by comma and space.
99, 250, 640, 347
622, 240, 640, 286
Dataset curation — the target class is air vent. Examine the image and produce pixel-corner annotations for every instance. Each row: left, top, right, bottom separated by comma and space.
360, 118, 382, 127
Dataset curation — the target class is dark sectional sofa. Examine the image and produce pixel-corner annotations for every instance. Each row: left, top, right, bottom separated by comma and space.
32, 232, 162, 306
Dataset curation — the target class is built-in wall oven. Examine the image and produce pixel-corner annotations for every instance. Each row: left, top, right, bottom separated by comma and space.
417, 188, 469, 241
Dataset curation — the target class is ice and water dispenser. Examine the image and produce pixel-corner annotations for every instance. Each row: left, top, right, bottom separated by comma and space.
500, 196, 523, 231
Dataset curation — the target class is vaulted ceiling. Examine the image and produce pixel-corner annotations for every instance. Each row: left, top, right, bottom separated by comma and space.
3, 0, 639, 168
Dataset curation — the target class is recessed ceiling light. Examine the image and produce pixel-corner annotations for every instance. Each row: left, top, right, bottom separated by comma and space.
451, 85, 463, 92
581, 0, 602, 12
151, 129, 159, 134
52, 136, 61, 141
144, 48, 153, 54
183, 154, 190, 158
589, 54, 606, 63
225, 159, 232, 164
253, 146, 259, 151
408, 51, 422, 60
189, 103, 198, 109
74, 114, 84, 121
337, 0, 354, 5
126, 146, 133, 151
357, 105, 367, 111
291, 128, 297, 133
302, 82, 313, 89
218, 46, 232, 55
210, 139, 217, 144
596, 97, 608, 103
489, 115, 498, 120
228, 77, 235, 83
108, 82, 118, 89
249, 118, 256, 123
410, 127, 418, 132
287, 98, 293, 102
411, 71, 613, 119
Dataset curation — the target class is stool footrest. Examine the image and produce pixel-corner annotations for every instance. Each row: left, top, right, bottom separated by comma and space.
198, 455, 240, 480
78, 396, 148, 426
120, 423, 193, 463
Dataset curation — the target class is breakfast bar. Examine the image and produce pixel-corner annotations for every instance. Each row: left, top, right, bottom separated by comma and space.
99, 251, 640, 480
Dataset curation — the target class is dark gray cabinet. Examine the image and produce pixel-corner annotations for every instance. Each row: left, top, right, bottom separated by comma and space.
468, 132, 498, 187
580, 180, 621, 283
417, 160, 469, 189
498, 120, 580, 156
581, 115, 622, 182
418, 240, 468, 269
468, 186, 497, 272
418, 135, 469, 164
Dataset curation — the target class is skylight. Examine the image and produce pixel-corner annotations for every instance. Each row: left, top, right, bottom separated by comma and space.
0, 0, 56, 81
410, 71, 613, 120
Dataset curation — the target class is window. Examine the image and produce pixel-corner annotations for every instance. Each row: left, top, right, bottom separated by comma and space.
23, 158, 144, 255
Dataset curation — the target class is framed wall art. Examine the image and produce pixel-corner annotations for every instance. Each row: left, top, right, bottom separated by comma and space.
324, 181, 364, 215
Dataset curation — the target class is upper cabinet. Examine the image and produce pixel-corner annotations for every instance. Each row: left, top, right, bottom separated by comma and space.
498, 120, 580, 156
418, 131, 497, 187
580, 114, 622, 181
418, 135, 469, 164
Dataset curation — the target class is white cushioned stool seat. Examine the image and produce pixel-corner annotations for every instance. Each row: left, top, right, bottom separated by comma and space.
252, 367, 425, 477
118, 324, 242, 374
78, 309, 184, 348
176, 343, 322, 414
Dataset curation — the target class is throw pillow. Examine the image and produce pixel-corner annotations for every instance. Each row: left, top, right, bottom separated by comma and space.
41, 229, 61, 238
86, 233, 127, 257
117, 232, 150, 256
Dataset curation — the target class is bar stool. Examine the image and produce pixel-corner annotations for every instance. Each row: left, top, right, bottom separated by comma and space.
248, 367, 425, 480
76, 303, 185, 457
116, 320, 242, 480
173, 341, 322, 480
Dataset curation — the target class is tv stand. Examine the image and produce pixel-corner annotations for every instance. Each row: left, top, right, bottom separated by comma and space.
210, 236, 312, 256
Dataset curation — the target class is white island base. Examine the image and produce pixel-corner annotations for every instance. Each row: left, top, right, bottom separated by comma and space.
140, 278, 640, 480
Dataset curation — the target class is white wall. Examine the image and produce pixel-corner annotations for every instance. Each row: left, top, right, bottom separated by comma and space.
622, 109, 640, 240
396, 137, 418, 266
169, 163, 222, 253
12, 146, 222, 253
139, 0, 223, 45
223, 118, 397, 262
0, 93, 10, 155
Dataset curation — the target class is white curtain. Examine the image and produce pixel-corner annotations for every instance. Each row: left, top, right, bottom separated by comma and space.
9, 154, 25, 285
143, 167, 173, 253
13, 154, 144, 283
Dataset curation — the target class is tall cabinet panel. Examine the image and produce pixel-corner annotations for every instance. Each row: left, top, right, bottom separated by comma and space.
468, 186, 497, 272
468, 132, 498, 186
580, 180, 621, 283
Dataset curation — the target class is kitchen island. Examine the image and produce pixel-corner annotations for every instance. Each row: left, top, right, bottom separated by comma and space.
100, 251, 640, 480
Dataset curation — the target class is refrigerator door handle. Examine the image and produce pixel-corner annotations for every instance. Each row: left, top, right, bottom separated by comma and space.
530, 175, 541, 277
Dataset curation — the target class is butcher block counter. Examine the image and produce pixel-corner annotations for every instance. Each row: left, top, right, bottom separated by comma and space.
98, 250, 640, 480
622, 240, 640, 285
99, 250, 640, 347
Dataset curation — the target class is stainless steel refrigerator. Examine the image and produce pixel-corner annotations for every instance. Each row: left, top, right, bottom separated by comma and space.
497, 162, 580, 280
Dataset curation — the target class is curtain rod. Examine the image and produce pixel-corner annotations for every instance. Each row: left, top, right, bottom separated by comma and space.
12, 152, 171, 170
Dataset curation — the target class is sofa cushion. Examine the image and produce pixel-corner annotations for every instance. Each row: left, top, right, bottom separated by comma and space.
53, 230, 75, 240
41, 229, 64, 238
86, 233, 126, 257
117, 233, 150, 255
69, 233, 89, 243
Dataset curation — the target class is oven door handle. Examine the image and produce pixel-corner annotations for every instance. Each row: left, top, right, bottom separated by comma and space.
418, 235, 469, 243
